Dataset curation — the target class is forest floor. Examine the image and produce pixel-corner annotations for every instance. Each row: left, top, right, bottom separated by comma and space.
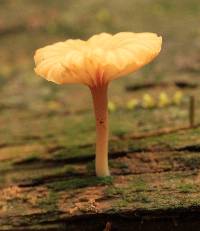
1, 0, 200, 230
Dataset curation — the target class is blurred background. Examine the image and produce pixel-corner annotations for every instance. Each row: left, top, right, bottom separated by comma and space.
0, 0, 200, 152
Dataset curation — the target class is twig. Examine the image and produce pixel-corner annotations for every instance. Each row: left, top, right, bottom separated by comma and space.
189, 95, 195, 128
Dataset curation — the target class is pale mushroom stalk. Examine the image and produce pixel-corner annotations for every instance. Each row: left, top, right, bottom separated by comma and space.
90, 83, 109, 176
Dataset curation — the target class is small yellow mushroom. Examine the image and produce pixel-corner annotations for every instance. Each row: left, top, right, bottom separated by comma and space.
126, 99, 139, 110
158, 92, 170, 108
34, 32, 162, 177
142, 94, 155, 109
173, 91, 183, 105
108, 101, 116, 112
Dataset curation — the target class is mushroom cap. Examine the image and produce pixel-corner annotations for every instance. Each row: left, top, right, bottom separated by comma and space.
34, 32, 162, 86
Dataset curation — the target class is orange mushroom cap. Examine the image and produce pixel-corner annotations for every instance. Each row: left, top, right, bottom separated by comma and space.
34, 32, 162, 87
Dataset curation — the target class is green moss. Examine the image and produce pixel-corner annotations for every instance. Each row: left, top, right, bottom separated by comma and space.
0, 161, 12, 173
106, 177, 148, 198
112, 128, 127, 138
178, 183, 197, 193
106, 186, 125, 197
61, 165, 76, 174
107, 189, 151, 211
165, 172, 186, 180
52, 145, 94, 160
0, 176, 5, 186
109, 160, 129, 169
133, 193, 151, 203
132, 177, 148, 192
34, 165, 77, 181
114, 200, 129, 210
48, 176, 113, 191
106, 170, 200, 212
38, 191, 58, 211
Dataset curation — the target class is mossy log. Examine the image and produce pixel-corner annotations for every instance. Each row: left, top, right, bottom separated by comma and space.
1, 127, 200, 230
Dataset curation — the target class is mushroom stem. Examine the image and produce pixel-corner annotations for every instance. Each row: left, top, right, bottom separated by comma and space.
90, 84, 110, 177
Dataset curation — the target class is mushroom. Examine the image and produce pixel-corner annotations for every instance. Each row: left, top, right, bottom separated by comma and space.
127, 98, 139, 110
173, 91, 183, 105
142, 93, 155, 109
158, 92, 170, 108
34, 32, 162, 177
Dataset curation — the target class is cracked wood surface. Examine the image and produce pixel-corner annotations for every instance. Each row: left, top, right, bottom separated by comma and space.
1, 127, 200, 230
